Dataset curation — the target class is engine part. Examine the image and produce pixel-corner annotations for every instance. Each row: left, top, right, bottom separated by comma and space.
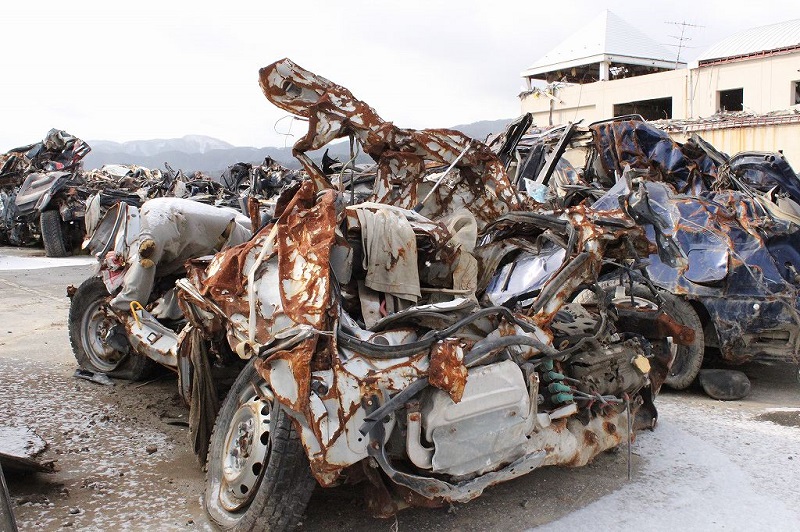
568, 339, 649, 397
421, 360, 531, 477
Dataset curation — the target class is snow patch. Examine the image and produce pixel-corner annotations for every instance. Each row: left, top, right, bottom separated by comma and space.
0, 426, 46, 458
0, 255, 96, 271
536, 399, 800, 530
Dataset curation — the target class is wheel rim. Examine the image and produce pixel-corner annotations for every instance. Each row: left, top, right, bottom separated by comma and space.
208, 380, 272, 519
80, 299, 125, 372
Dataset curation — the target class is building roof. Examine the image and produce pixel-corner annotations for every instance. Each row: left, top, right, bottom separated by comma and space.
696, 18, 800, 65
521, 10, 681, 78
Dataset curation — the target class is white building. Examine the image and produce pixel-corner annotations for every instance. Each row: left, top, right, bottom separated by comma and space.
519, 12, 800, 165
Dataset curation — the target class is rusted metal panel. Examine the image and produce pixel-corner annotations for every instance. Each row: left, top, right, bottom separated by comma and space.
277, 183, 336, 328
258, 58, 519, 229
428, 339, 468, 403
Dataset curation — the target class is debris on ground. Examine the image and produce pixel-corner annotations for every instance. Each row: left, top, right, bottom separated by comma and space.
698, 369, 752, 400
73, 369, 115, 387
0, 426, 56, 473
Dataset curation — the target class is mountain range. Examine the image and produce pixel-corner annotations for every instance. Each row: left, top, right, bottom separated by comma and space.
82, 119, 513, 174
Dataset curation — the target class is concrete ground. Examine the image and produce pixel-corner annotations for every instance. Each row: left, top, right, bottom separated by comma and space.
1, 247, 798, 531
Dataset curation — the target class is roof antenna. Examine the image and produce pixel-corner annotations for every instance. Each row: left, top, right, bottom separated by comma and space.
664, 20, 703, 68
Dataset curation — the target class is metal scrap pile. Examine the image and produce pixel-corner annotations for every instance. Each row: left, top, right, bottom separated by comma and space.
218, 158, 304, 213
0, 130, 303, 256
0, 129, 92, 253
0, 129, 90, 189
58, 58, 800, 529
167, 59, 690, 527
494, 114, 800, 395
85, 164, 164, 193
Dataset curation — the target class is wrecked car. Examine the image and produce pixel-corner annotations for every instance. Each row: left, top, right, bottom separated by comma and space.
0, 129, 91, 256
218, 158, 304, 215
495, 115, 800, 389
68, 157, 308, 389
151, 59, 688, 530
68, 197, 253, 388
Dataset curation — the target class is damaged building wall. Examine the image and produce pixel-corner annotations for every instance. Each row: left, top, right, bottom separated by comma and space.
521, 68, 690, 126
521, 53, 800, 123
667, 119, 800, 168
690, 53, 800, 115
521, 30, 800, 121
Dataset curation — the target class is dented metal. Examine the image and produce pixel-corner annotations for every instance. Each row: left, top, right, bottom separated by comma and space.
501, 115, 800, 371
179, 59, 682, 527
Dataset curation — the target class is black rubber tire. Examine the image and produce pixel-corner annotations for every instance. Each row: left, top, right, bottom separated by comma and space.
621, 285, 705, 390
41, 210, 69, 257
68, 276, 156, 381
204, 358, 316, 531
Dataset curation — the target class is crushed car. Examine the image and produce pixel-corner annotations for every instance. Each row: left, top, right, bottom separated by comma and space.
69, 196, 255, 384
100, 59, 691, 530
68, 157, 307, 390
492, 115, 800, 392
0, 129, 91, 256
68, 162, 304, 454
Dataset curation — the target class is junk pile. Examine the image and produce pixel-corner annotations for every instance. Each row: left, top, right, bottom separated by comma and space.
0, 130, 302, 257
493, 113, 800, 396
218, 157, 304, 214
64, 59, 800, 529
0, 129, 92, 256
158, 59, 691, 528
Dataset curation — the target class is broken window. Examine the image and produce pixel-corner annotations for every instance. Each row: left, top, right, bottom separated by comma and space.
718, 88, 743, 112
613, 97, 672, 120
793, 81, 800, 105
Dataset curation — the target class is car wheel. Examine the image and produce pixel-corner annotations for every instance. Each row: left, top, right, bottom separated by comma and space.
40, 210, 68, 257
68, 276, 156, 380
204, 358, 316, 531
614, 284, 704, 390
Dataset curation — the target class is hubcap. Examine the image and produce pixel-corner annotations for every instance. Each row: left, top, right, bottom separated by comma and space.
218, 394, 271, 512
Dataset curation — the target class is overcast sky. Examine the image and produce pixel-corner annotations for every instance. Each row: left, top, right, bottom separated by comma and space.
1, 0, 797, 151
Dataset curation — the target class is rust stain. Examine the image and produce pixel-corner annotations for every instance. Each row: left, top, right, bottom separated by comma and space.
258, 58, 519, 229
247, 195, 261, 234
428, 339, 468, 403
277, 182, 336, 328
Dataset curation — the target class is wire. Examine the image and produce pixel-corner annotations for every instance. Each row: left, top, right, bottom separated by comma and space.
573, 82, 584, 123
273, 115, 304, 149
625, 393, 632, 481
